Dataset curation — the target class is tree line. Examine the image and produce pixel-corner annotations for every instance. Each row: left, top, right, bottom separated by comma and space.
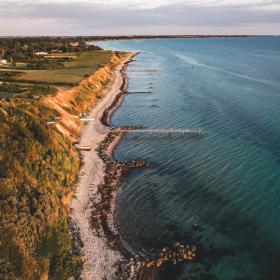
0, 37, 102, 62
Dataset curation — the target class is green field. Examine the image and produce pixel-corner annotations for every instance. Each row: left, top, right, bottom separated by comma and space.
0, 91, 16, 98
16, 51, 113, 85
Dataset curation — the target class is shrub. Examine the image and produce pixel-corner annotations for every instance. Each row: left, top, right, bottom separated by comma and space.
0, 99, 81, 280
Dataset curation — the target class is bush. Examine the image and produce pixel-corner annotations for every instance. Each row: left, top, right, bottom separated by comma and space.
0, 99, 81, 280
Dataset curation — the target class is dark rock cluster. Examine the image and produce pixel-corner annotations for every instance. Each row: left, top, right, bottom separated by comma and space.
118, 243, 197, 280
90, 132, 149, 244
143, 243, 196, 268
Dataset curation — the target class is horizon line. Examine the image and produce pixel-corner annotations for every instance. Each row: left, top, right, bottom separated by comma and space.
0, 34, 279, 38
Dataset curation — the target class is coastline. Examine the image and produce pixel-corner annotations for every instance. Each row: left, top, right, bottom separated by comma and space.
70, 52, 139, 280
70, 48, 196, 280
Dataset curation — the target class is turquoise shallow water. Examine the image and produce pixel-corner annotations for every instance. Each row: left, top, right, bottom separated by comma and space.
97, 38, 280, 280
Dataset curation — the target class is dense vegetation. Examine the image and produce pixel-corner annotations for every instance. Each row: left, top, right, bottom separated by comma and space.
0, 98, 82, 280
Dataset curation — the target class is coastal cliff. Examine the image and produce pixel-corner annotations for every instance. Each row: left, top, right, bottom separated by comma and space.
44, 52, 129, 140
0, 51, 130, 280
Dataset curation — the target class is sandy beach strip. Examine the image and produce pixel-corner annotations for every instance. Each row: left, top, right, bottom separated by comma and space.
70, 52, 137, 280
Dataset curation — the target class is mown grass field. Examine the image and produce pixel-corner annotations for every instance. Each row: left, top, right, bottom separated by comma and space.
0, 91, 15, 98
16, 51, 113, 85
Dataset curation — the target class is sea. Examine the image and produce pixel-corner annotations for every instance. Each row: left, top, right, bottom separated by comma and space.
96, 37, 280, 280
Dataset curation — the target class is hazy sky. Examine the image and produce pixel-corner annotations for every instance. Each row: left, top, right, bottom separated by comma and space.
0, 0, 279, 35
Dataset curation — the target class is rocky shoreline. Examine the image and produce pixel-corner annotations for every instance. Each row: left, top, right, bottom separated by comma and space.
90, 54, 150, 279
70, 53, 137, 280
89, 53, 198, 279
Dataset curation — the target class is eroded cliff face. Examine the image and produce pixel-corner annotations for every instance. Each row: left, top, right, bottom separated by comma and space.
44, 52, 130, 141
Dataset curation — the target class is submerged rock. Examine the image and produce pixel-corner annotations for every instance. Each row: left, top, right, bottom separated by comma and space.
141, 243, 197, 269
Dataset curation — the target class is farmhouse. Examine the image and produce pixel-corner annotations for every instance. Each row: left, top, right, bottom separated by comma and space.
0, 59, 7, 65
70, 42, 80, 47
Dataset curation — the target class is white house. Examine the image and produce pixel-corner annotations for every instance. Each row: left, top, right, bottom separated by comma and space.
35, 52, 48, 56
70, 42, 79, 47
0, 59, 7, 65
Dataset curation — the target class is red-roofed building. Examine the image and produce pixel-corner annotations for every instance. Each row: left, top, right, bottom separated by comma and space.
51, 50, 63, 53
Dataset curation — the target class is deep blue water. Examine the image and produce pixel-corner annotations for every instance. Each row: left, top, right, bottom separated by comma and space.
97, 38, 280, 280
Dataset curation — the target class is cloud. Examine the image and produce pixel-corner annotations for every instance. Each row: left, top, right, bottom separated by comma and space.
0, 0, 279, 35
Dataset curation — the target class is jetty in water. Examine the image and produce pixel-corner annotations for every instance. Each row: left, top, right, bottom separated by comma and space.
112, 127, 203, 137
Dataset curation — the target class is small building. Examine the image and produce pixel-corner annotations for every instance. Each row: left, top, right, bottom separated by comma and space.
35, 52, 48, 56
51, 49, 63, 53
70, 42, 80, 47
0, 59, 7, 65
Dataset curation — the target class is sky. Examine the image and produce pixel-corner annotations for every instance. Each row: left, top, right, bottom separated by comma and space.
0, 0, 279, 35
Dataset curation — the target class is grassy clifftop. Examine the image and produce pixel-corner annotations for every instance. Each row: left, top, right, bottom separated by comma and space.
0, 51, 129, 280
16, 51, 114, 85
